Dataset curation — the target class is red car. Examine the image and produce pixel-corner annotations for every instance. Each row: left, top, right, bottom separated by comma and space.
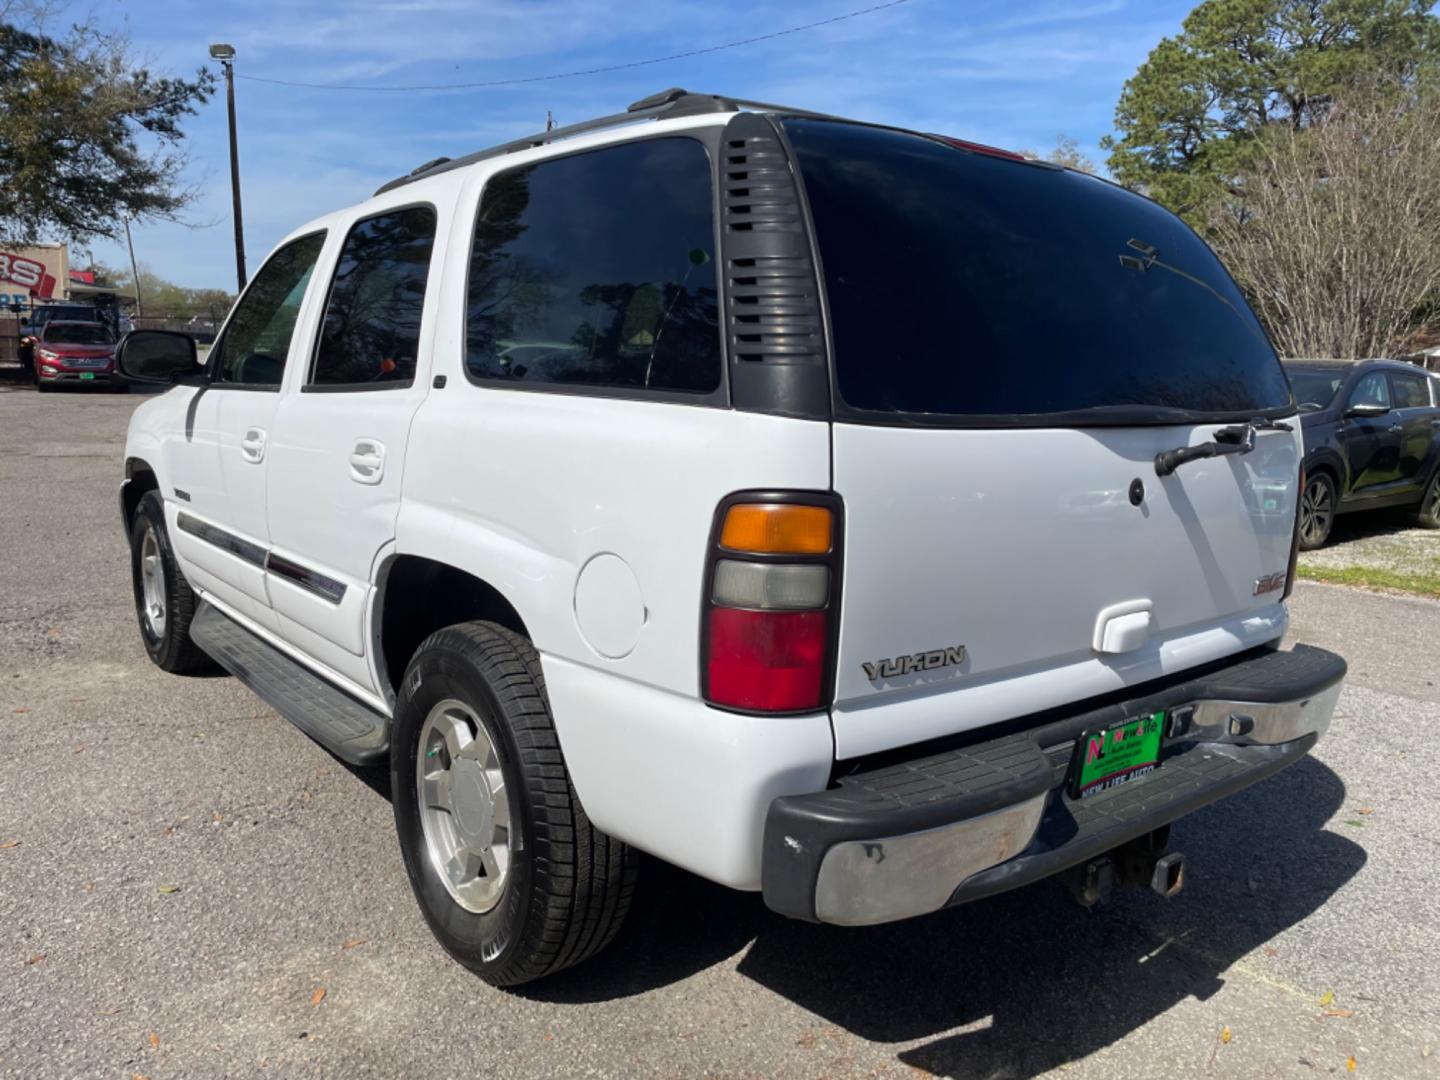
34, 321, 124, 392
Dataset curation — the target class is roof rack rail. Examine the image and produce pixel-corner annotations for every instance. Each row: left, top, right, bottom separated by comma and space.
372, 89, 831, 196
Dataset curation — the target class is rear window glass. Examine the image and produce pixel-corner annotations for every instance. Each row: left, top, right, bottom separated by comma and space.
1391, 370, 1430, 408
783, 119, 1293, 423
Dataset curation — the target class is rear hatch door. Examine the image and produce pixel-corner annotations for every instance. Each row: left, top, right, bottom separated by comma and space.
782, 118, 1300, 760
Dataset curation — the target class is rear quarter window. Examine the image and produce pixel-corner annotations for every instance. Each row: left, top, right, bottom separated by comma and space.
464, 137, 722, 398
783, 119, 1293, 424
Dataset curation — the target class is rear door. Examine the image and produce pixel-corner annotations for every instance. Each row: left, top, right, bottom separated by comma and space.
1388, 367, 1438, 492
264, 204, 441, 694
783, 118, 1301, 759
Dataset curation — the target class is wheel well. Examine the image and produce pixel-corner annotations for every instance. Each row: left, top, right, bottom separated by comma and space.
1308, 461, 1339, 490
377, 556, 530, 695
122, 459, 159, 533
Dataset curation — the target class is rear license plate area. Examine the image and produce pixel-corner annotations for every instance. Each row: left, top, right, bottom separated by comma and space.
1068, 711, 1165, 799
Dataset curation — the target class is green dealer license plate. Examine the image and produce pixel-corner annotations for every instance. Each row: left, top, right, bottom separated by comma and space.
79, 372, 95, 380
1069, 712, 1165, 799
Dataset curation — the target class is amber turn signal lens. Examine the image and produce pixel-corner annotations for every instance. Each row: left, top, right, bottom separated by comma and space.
719, 503, 832, 555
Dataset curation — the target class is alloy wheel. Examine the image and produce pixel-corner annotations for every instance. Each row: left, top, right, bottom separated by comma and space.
139, 524, 167, 638
416, 698, 512, 914
1300, 477, 1333, 547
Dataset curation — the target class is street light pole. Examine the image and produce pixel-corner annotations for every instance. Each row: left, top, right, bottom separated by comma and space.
210, 43, 246, 292
123, 216, 144, 317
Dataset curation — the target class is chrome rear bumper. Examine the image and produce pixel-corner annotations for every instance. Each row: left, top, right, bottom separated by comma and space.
762, 645, 1345, 926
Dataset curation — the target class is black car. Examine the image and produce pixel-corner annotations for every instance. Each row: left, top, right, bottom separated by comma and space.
1284, 358, 1440, 548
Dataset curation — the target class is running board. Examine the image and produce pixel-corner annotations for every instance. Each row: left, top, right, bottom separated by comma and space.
190, 602, 389, 766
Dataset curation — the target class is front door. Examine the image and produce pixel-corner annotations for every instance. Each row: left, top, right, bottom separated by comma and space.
265, 206, 441, 694
1340, 371, 1403, 498
166, 232, 328, 632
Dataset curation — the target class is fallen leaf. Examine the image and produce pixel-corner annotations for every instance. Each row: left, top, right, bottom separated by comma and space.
72, 745, 84, 753
13, 707, 28, 714
1319, 991, 1336, 1007
134, 1074, 151, 1080
1357, 807, 1373, 816
157, 884, 181, 895
543, 1032, 554, 1041
1220, 1026, 1232, 1044
1263, 946, 1279, 958
0, 840, 19, 849
162, 827, 174, 838
26, 953, 45, 965
1324, 1009, 1356, 1018
212, 811, 223, 822
310, 986, 326, 1007
1347, 1055, 1357, 1072
1343, 819, 1366, 828
148, 1031, 160, 1051
340, 937, 366, 950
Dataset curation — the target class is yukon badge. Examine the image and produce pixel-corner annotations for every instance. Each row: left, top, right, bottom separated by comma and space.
862, 645, 967, 682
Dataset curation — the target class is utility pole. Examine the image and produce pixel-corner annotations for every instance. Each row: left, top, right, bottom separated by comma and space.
210, 43, 246, 292
123, 217, 144, 317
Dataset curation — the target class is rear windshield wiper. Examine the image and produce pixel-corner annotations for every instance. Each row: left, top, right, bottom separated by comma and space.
1154, 417, 1293, 477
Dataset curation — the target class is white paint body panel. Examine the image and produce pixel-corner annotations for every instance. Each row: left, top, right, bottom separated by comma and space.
542, 654, 833, 889
829, 422, 1299, 759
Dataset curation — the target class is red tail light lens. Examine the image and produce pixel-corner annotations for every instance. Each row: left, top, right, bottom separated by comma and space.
702, 493, 842, 714
707, 608, 827, 711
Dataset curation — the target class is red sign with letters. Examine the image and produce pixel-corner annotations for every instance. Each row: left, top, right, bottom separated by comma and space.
0, 253, 56, 297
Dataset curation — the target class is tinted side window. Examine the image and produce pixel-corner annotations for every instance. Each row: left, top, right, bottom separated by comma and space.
1390, 370, 1430, 409
1349, 372, 1390, 409
213, 233, 326, 387
465, 138, 721, 395
311, 207, 436, 387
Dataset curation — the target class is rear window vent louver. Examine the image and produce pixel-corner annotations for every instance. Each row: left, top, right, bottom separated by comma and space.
719, 112, 830, 420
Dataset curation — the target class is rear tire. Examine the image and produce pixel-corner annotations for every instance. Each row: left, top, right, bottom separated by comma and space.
391, 621, 637, 987
129, 491, 210, 673
1298, 471, 1336, 550
1412, 470, 1440, 529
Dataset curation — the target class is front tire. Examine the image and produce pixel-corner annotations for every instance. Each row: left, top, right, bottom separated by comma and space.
391, 622, 637, 987
129, 491, 210, 672
1298, 471, 1336, 550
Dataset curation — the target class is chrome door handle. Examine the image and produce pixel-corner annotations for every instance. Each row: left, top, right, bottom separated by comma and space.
240, 428, 266, 463
349, 439, 385, 484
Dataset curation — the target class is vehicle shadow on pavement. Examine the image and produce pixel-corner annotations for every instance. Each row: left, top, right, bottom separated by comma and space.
528, 756, 1361, 1078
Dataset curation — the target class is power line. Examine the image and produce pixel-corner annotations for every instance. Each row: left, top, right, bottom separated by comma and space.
233, 0, 913, 92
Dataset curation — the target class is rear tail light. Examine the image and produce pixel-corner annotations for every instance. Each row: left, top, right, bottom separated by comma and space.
1283, 463, 1304, 600
702, 494, 842, 713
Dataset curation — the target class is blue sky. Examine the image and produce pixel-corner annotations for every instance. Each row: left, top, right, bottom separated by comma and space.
80, 0, 1200, 289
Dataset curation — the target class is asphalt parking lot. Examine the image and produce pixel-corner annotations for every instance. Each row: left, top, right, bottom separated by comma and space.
2, 380, 1438, 1079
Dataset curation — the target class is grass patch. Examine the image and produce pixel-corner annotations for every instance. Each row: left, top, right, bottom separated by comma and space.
1296, 562, 1440, 598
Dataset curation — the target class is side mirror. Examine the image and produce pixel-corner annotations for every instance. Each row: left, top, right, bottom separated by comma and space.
115, 329, 202, 384
1344, 401, 1390, 419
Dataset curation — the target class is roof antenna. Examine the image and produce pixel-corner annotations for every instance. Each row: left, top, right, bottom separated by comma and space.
545, 110, 554, 132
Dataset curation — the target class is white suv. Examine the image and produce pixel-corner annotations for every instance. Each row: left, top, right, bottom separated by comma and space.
116, 89, 1345, 986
